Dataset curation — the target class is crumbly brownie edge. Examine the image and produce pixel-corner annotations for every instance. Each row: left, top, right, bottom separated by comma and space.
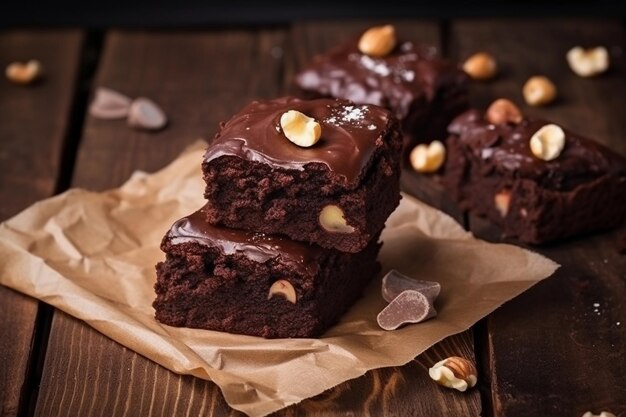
153, 238, 381, 338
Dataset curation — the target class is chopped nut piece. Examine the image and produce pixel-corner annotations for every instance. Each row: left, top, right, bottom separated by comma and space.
462, 52, 497, 80
381, 269, 440, 303
5, 60, 42, 85
494, 191, 511, 217
429, 356, 478, 392
358, 25, 397, 58
127, 98, 167, 130
529, 124, 566, 161
267, 280, 297, 304
319, 205, 355, 234
523, 76, 557, 106
582, 412, 617, 417
567, 46, 610, 77
280, 110, 322, 147
377, 290, 436, 330
409, 140, 446, 173
89, 87, 132, 119
485, 99, 523, 125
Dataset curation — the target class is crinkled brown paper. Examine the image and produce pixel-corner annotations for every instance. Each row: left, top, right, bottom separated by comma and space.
0, 141, 558, 417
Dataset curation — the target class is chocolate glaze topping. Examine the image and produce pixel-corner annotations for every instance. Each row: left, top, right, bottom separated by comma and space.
167, 206, 323, 275
448, 109, 626, 191
203, 97, 392, 185
295, 39, 467, 121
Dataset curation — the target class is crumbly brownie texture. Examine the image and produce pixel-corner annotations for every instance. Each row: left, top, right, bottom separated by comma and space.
444, 109, 626, 244
202, 96, 403, 253
294, 39, 468, 146
154, 207, 381, 338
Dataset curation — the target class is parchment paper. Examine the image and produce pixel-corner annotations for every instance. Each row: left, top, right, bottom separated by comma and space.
0, 141, 559, 417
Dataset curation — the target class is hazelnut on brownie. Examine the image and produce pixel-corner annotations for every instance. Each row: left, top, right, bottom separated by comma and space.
202, 96, 403, 253
443, 102, 626, 244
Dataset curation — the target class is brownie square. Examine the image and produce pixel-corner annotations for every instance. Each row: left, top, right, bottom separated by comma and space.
294, 37, 469, 147
154, 207, 381, 338
444, 109, 626, 244
202, 96, 403, 253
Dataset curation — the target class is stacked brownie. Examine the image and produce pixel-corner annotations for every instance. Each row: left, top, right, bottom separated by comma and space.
154, 97, 403, 338
294, 28, 469, 148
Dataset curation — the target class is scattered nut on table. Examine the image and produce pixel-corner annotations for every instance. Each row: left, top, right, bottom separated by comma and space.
89, 87, 132, 119
494, 190, 511, 217
268, 280, 297, 304
530, 124, 566, 161
523, 75, 557, 106
127, 97, 168, 130
462, 52, 497, 80
319, 205, 355, 233
582, 412, 617, 417
485, 98, 523, 125
566, 46, 610, 77
5, 60, 42, 85
428, 356, 477, 392
280, 110, 321, 147
358, 25, 397, 58
409, 140, 446, 173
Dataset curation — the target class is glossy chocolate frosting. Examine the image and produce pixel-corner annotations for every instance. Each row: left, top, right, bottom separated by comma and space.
448, 109, 626, 190
203, 96, 393, 185
295, 39, 467, 121
167, 206, 323, 275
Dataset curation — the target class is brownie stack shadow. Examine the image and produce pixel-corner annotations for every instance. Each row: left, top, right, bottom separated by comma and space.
154, 96, 404, 338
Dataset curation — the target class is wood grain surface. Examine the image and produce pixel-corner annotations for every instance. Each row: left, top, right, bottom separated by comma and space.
0, 30, 84, 417
34, 22, 480, 417
449, 19, 626, 416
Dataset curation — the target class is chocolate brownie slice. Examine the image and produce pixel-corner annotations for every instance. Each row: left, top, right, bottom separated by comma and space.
444, 109, 626, 244
294, 34, 468, 147
202, 96, 403, 253
154, 206, 381, 338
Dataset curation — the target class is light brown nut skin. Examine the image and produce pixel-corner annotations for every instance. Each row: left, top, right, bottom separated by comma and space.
5, 60, 42, 85
428, 356, 478, 392
462, 52, 497, 80
523, 76, 557, 106
358, 25, 397, 58
485, 99, 523, 125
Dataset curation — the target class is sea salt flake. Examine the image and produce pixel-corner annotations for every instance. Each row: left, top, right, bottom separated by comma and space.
593, 302, 600, 307
368, 124, 376, 130
401, 70, 415, 82
360, 55, 391, 77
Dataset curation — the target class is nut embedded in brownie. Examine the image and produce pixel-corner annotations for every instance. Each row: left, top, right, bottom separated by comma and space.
202, 96, 403, 253
443, 105, 626, 244
293, 25, 469, 147
154, 206, 381, 338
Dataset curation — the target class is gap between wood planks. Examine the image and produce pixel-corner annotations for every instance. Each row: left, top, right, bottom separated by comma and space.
16, 31, 104, 417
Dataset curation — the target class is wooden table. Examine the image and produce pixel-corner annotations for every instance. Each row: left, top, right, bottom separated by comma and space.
1, 19, 625, 417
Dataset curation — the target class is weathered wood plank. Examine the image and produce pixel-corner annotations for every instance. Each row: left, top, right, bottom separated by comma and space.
0, 30, 84, 417
449, 19, 626, 416
35, 28, 287, 417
